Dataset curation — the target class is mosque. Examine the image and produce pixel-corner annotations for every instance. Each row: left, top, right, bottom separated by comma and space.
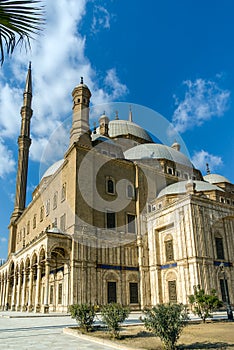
0, 65, 233, 313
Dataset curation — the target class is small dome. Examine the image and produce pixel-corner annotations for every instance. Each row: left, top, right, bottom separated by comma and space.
75, 77, 91, 91
41, 159, 64, 180
204, 174, 231, 184
108, 120, 153, 142
99, 114, 110, 124
171, 142, 181, 152
157, 180, 224, 198
124, 143, 192, 167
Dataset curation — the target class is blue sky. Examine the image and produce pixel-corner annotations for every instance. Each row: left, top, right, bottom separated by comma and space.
0, 0, 234, 259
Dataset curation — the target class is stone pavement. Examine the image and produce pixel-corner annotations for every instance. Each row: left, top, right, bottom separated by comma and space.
0, 313, 117, 350
0, 310, 228, 350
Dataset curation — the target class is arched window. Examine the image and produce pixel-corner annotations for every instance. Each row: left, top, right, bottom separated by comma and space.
33, 214, 37, 229
46, 199, 50, 216
168, 280, 177, 303
61, 183, 66, 201
40, 206, 44, 222
27, 221, 30, 235
107, 178, 115, 194
53, 191, 58, 209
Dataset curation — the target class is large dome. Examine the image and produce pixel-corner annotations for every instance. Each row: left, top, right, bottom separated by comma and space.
203, 174, 231, 184
108, 120, 153, 142
157, 180, 224, 198
41, 159, 64, 180
124, 143, 193, 167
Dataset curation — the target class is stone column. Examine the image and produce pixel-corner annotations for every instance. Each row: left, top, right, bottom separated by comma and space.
43, 261, 50, 313
11, 272, 17, 311
64, 263, 70, 312
1, 277, 6, 310
16, 272, 22, 311
27, 268, 34, 312
0, 277, 3, 308
4, 277, 10, 310
34, 264, 42, 313
21, 270, 27, 311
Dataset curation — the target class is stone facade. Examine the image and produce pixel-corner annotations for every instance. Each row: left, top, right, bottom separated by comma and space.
0, 70, 233, 313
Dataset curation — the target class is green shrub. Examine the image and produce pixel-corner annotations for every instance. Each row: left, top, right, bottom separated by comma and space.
188, 285, 223, 323
101, 303, 130, 339
141, 303, 188, 350
69, 303, 96, 332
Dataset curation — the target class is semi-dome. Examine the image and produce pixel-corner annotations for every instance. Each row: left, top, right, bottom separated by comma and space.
41, 159, 64, 180
124, 143, 193, 167
157, 180, 224, 198
108, 120, 153, 142
203, 174, 231, 184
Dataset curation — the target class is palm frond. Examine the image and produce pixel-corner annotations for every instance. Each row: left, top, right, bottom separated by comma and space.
0, 0, 45, 64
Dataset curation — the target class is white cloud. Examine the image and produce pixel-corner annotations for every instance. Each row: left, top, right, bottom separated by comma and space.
0, 237, 7, 243
91, 5, 112, 33
172, 78, 230, 133
0, 138, 16, 179
0, 0, 128, 176
191, 149, 223, 173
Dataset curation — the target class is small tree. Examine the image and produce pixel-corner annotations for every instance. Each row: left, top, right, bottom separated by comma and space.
141, 303, 188, 350
69, 304, 96, 332
188, 285, 223, 323
101, 303, 130, 339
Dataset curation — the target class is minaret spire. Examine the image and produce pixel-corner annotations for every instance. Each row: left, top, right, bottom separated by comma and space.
70, 77, 92, 145
129, 105, 133, 122
8, 63, 33, 255
206, 163, 210, 175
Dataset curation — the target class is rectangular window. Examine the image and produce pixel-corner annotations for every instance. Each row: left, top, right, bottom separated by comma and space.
108, 282, 117, 303
60, 214, 66, 232
58, 284, 63, 304
127, 214, 136, 233
220, 279, 230, 303
129, 282, 138, 304
168, 280, 177, 303
106, 211, 116, 229
165, 240, 174, 261
215, 237, 224, 260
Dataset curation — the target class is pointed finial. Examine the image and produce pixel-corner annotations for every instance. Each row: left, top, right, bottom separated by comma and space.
80, 76, 83, 84
24, 62, 32, 95
29, 61, 31, 69
206, 163, 210, 175
115, 110, 119, 120
129, 105, 133, 122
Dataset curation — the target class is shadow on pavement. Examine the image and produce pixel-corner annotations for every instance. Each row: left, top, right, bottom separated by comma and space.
179, 342, 234, 349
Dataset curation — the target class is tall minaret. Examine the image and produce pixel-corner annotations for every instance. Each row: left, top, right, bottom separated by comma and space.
70, 77, 92, 145
8, 63, 33, 255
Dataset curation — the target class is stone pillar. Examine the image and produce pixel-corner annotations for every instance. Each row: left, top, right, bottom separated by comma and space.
64, 263, 70, 312
43, 261, 50, 313
4, 277, 10, 310
21, 270, 27, 311
11, 272, 17, 311
34, 264, 42, 313
16, 272, 22, 311
0, 277, 3, 309
1, 277, 6, 310
27, 268, 34, 312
